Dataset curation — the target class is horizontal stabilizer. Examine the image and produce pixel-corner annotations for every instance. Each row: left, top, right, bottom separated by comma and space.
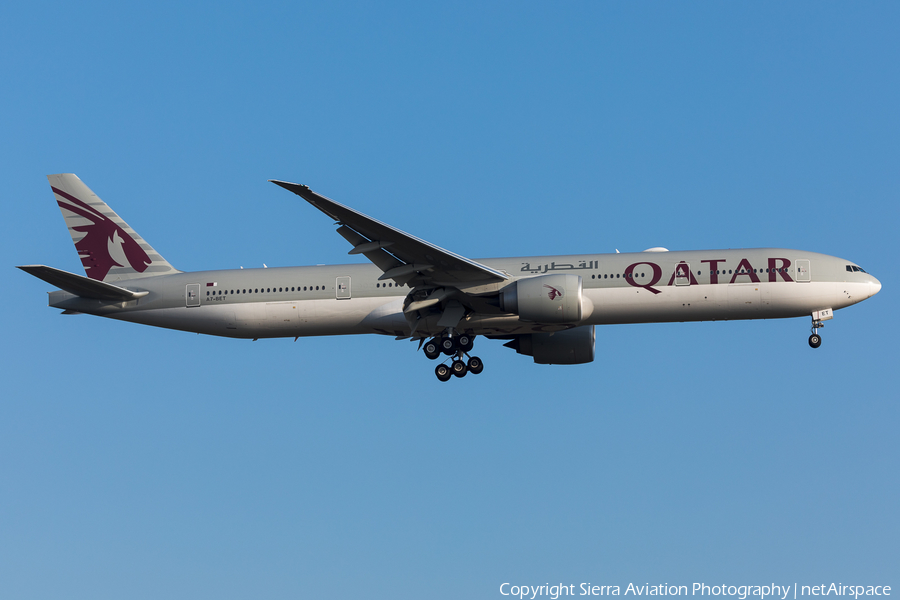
17, 265, 149, 301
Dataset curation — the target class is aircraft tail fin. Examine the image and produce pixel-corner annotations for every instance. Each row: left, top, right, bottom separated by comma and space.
48, 174, 179, 282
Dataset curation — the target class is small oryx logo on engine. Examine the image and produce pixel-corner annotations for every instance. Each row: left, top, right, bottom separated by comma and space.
544, 284, 563, 300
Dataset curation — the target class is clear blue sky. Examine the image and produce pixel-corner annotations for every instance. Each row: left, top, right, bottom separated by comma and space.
2, 2, 897, 599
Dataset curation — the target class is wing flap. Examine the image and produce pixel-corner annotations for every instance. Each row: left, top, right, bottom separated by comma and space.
335, 225, 403, 273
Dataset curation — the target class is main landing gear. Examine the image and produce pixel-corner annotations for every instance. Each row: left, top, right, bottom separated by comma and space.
424, 333, 484, 382
809, 318, 824, 349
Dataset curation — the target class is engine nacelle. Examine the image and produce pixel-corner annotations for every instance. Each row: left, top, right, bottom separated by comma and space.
499, 273, 586, 324
505, 325, 596, 365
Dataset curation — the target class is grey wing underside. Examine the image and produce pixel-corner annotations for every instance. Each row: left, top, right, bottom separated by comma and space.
269, 181, 509, 288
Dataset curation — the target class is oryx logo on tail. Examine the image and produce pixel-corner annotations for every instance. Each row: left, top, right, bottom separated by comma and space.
53, 186, 151, 281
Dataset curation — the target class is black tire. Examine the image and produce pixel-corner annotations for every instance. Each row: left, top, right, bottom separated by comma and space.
451, 359, 468, 378
467, 356, 484, 375
423, 339, 441, 360
440, 337, 458, 356
809, 334, 822, 349
457, 334, 474, 353
435, 363, 452, 382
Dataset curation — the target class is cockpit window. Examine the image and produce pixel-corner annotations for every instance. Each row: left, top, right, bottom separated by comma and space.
847, 265, 869, 274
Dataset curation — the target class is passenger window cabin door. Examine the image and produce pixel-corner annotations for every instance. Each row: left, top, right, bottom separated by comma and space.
186, 283, 200, 307
674, 262, 691, 286
336, 276, 351, 299
796, 260, 811, 282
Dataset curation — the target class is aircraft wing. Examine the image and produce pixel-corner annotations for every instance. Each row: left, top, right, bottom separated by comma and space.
270, 181, 509, 287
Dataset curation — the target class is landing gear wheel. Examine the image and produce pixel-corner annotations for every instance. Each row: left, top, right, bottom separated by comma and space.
808, 334, 822, 349
467, 356, 484, 375
440, 337, 458, 356
435, 363, 452, 382
451, 359, 468, 378
457, 334, 474, 353
423, 339, 441, 360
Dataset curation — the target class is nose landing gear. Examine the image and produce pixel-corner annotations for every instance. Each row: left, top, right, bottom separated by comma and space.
424, 333, 483, 381
806, 309, 833, 349
809, 317, 825, 349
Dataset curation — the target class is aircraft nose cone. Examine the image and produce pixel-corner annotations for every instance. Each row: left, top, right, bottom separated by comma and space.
869, 277, 882, 297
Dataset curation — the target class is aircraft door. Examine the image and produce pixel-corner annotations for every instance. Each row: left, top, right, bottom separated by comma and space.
186, 283, 200, 307
674, 262, 691, 286
796, 260, 811, 282
336, 276, 351, 299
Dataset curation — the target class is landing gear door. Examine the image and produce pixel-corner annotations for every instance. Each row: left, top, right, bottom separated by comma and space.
186, 283, 200, 307
796, 260, 811, 282
336, 276, 351, 299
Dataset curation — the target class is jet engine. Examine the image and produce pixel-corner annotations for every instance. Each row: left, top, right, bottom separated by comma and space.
503, 325, 596, 365
499, 273, 591, 324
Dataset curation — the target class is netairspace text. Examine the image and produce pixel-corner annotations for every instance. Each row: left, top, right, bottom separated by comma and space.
498, 583, 892, 600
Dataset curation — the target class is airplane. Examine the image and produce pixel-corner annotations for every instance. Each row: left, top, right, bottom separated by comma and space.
19, 174, 882, 382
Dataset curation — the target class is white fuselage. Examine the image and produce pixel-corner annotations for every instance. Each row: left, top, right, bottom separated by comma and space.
47, 248, 881, 340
